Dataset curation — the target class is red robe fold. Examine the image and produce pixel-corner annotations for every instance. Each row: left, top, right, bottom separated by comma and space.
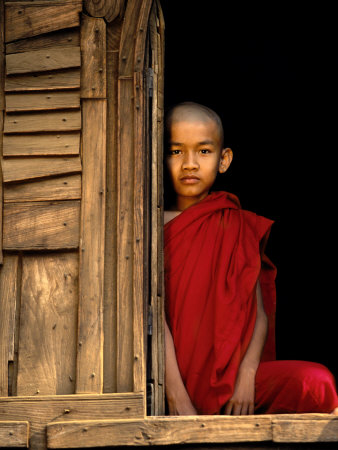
164, 191, 276, 414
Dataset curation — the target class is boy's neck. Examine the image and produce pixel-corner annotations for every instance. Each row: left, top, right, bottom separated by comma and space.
175, 193, 209, 211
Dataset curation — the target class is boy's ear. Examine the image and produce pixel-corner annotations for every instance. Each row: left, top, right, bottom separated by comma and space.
219, 148, 233, 173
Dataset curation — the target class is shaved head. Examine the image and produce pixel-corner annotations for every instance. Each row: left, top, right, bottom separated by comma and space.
165, 102, 224, 149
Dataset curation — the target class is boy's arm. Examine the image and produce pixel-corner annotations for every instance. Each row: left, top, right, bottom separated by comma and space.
224, 280, 268, 415
165, 320, 197, 415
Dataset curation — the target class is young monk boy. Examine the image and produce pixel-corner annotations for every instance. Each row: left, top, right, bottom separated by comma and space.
164, 101, 338, 416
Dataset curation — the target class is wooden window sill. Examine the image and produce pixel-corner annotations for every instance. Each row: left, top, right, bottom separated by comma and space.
46, 414, 338, 448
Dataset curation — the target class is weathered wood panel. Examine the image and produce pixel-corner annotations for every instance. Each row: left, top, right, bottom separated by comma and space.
5, 70, 80, 92
3, 201, 80, 250
5, 1, 82, 42
103, 17, 123, 394
6, 47, 81, 75
16, 253, 78, 396
0, 0, 4, 264
84, 0, 126, 22
76, 99, 106, 393
272, 415, 338, 442
3, 133, 80, 156
6, 28, 80, 54
0, 393, 144, 450
4, 174, 81, 203
81, 15, 106, 98
2, 156, 82, 183
0, 421, 29, 448
4, 110, 81, 133
47, 416, 273, 448
0, 255, 19, 397
6, 91, 80, 112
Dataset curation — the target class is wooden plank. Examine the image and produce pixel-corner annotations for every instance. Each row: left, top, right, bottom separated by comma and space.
3, 200, 80, 250
103, 18, 122, 394
5, 2, 82, 42
0, 421, 29, 448
47, 416, 273, 448
116, 79, 134, 392
4, 110, 81, 133
81, 15, 106, 98
3, 133, 80, 156
76, 99, 106, 393
0, 393, 144, 450
272, 415, 338, 443
133, 71, 146, 397
16, 253, 78, 396
6, 28, 80, 54
0, 0, 4, 264
5, 70, 80, 92
6, 91, 80, 112
84, 0, 125, 22
2, 156, 82, 183
6, 47, 81, 75
4, 174, 81, 203
0, 255, 19, 396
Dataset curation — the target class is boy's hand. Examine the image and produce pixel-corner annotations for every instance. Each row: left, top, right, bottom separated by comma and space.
224, 366, 256, 415
168, 395, 198, 416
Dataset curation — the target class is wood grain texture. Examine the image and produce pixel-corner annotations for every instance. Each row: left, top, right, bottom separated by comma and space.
3, 200, 80, 250
4, 174, 81, 203
16, 253, 78, 396
0, 255, 19, 396
1, 156, 82, 182
3, 133, 80, 156
5, 70, 80, 92
6, 90, 80, 112
80, 15, 106, 98
76, 99, 106, 393
84, 0, 125, 22
4, 110, 81, 133
0, 421, 29, 448
6, 28, 80, 54
0, 0, 4, 264
103, 17, 122, 394
272, 415, 338, 442
5, 2, 82, 42
6, 47, 81, 75
47, 416, 273, 448
0, 393, 144, 450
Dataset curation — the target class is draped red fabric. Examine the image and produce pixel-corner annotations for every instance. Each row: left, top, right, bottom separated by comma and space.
164, 191, 277, 414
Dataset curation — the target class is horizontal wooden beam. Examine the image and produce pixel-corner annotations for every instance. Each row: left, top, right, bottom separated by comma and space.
3, 133, 80, 156
4, 110, 81, 133
5, 70, 80, 92
2, 156, 81, 183
0, 421, 29, 448
6, 91, 80, 112
3, 200, 80, 250
0, 393, 144, 450
46, 414, 338, 448
6, 47, 80, 75
47, 416, 273, 448
272, 414, 338, 443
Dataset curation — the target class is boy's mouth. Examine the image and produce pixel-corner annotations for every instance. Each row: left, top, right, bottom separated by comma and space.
180, 175, 200, 184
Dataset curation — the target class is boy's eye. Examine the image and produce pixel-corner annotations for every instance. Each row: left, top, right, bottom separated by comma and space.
169, 149, 181, 155
200, 149, 211, 154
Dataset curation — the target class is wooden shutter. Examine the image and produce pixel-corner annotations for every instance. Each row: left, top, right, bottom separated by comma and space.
0, 0, 165, 448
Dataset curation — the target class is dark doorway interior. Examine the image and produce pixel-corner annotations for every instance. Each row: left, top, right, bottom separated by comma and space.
161, 1, 337, 379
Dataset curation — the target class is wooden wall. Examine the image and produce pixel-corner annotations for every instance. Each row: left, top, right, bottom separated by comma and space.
0, 0, 165, 448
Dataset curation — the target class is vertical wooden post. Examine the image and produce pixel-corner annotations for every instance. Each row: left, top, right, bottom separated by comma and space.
0, 0, 4, 265
76, 15, 107, 394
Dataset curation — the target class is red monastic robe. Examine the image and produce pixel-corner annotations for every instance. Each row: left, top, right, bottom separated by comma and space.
164, 191, 277, 414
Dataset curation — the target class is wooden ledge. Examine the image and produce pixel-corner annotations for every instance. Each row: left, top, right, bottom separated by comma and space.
47, 414, 338, 448
0, 421, 29, 448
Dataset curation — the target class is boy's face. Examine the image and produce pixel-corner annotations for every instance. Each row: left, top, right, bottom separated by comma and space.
166, 119, 232, 210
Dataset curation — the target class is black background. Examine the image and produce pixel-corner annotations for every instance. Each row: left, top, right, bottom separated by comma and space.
160, 1, 337, 379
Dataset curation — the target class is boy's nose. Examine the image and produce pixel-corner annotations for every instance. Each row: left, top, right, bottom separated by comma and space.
182, 152, 199, 170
